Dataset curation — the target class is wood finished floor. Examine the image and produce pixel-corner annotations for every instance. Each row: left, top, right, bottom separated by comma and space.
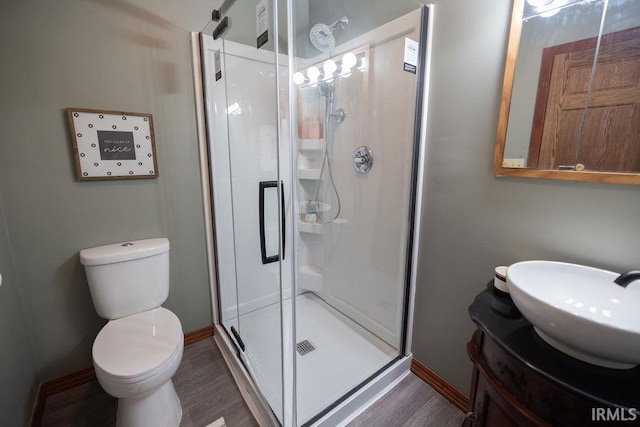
347, 374, 465, 427
40, 337, 258, 427
41, 337, 464, 427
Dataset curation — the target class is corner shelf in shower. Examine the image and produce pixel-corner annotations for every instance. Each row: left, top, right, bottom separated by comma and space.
298, 220, 323, 234
297, 138, 325, 152
297, 168, 322, 180
299, 265, 323, 294
299, 264, 322, 277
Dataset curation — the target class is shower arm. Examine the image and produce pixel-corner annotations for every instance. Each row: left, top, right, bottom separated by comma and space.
329, 16, 349, 31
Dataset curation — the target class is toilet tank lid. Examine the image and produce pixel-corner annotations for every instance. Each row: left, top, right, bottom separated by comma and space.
79, 238, 169, 266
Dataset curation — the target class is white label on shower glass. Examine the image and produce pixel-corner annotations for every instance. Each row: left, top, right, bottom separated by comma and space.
256, 0, 268, 49
404, 38, 418, 74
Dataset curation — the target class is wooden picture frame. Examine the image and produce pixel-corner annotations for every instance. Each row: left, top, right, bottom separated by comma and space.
67, 108, 158, 181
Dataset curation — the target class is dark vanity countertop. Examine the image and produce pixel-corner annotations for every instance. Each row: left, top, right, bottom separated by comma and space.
469, 284, 640, 409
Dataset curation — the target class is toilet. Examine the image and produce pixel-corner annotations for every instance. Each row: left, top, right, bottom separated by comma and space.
79, 238, 184, 427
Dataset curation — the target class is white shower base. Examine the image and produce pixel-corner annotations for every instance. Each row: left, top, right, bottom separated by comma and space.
236, 292, 398, 425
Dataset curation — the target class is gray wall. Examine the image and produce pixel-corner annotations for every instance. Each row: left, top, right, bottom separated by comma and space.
0, 195, 37, 427
0, 0, 215, 389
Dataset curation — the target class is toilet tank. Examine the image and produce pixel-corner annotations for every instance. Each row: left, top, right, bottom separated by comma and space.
79, 238, 170, 320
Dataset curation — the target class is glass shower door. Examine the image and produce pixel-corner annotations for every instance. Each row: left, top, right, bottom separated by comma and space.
201, 0, 289, 422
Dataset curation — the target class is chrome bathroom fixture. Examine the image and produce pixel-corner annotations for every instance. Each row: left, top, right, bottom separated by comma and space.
317, 81, 335, 101
353, 146, 373, 174
309, 16, 349, 52
314, 81, 346, 223
330, 108, 346, 124
317, 82, 346, 124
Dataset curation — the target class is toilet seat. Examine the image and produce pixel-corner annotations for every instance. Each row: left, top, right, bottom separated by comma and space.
93, 307, 183, 383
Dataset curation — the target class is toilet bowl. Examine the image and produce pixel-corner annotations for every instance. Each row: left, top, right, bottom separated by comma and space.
93, 308, 184, 427
80, 238, 184, 427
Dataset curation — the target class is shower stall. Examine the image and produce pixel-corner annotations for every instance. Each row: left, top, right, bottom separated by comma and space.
193, 1, 433, 425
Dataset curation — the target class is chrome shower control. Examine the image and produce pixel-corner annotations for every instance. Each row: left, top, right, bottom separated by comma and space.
353, 146, 373, 174
330, 109, 346, 124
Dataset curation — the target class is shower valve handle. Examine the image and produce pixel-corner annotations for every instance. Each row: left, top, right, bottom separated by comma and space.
354, 156, 367, 164
330, 109, 346, 124
353, 146, 373, 174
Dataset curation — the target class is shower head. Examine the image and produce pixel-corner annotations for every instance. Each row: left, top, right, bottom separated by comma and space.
317, 81, 334, 97
309, 16, 348, 52
317, 81, 335, 109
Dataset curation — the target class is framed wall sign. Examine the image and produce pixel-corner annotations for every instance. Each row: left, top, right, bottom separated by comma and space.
67, 108, 159, 181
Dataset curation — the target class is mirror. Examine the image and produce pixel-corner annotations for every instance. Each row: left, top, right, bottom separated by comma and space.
494, 0, 640, 184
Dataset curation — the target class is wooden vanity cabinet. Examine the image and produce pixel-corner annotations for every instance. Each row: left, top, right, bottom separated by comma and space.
465, 329, 599, 427
466, 288, 640, 426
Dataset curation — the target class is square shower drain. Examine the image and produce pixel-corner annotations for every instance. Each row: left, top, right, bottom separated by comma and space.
296, 339, 316, 356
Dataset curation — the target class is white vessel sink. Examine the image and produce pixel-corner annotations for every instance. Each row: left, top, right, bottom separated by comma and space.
507, 261, 640, 369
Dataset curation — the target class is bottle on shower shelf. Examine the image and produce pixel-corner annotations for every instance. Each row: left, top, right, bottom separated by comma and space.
299, 115, 323, 139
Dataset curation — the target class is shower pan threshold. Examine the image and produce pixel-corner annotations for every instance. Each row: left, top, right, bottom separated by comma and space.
224, 292, 408, 426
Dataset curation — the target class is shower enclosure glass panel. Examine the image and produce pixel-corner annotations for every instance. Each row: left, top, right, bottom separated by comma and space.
201, 0, 288, 422
290, 8, 425, 425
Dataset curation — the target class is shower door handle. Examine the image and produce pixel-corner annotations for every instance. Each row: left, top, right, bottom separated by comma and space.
259, 180, 285, 264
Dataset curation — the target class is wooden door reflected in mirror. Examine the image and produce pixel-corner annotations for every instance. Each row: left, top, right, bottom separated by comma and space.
494, 0, 640, 184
